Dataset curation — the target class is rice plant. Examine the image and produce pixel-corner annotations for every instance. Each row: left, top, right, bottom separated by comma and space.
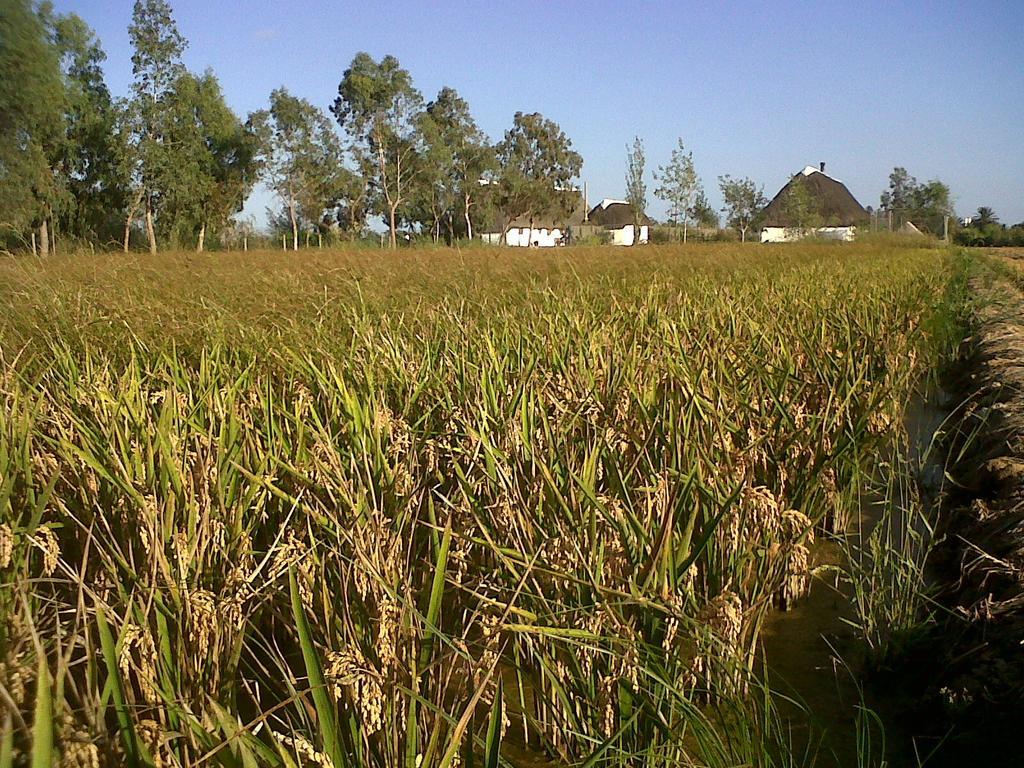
0, 243, 964, 766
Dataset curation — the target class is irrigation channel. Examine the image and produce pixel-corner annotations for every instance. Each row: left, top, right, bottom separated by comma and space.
496, 387, 952, 768
760, 386, 949, 767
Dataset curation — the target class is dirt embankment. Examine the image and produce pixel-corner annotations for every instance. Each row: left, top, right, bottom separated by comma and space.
921, 253, 1024, 758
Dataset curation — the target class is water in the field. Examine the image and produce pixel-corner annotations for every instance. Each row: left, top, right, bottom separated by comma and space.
760, 387, 950, 767
497, 389, 952, 767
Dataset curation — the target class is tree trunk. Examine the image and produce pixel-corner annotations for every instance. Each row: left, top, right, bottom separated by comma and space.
683, 215, 688, 244
465, 193, 473, 241
145, 197, 157, 253
197, 223, 206, 253
39, 219, 49, 257
285, 185, 299, 251
497, 214, 512, 246
123, 190, 142, 252
389, 204, 398, 249
740, 226, 747, 243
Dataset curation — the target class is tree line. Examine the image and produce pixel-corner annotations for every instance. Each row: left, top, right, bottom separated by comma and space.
1, 0, 592, 252
955, 206, 1024, 247
2, 1, 968, 254
875, 167, 954, 235
624, 137, 768, 244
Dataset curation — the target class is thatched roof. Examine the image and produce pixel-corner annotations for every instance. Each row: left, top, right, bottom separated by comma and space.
587, 200, 652, 229
760, 166, 868, 228
482, 190, 585, 233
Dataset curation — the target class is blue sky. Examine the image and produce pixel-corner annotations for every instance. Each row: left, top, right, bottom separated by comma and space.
54, 0, 1024, 228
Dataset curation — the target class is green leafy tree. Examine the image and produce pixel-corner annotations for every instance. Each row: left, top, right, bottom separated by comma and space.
164, 71, 261, 250
780, 177, 822, 234
879, 167, 916, 212
124, 0, 187, 252
251, 88, 345, 250
879, 167, 954, 234
491, 111, 582, 245
334, 154, 372, 239
911, 179, 953, 234
718, 175, 766, 242
333, 53, 424, 248
0, 0, 63, 250
409, 111, 450, 241
624, 136, 646, 246
974, 206, 998, 227
419, 87, 493, 241
654, 139, 701, 242
47, 9, 127, 246
689, 190, 719, 229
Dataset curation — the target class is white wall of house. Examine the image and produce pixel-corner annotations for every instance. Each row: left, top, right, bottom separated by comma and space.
609, 224, 649, 246
480, 227, 565, 247
760, 226, 857, 243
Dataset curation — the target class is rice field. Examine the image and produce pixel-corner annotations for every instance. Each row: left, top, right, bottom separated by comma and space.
0, 243, 967, 767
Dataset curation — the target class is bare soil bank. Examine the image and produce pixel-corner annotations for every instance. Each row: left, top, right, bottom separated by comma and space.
899, 254, 1024, 763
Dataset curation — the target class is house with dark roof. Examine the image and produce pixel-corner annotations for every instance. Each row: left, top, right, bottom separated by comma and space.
479, 188, 585, 247
760, 164, 869, 243
587, 199, 651, 245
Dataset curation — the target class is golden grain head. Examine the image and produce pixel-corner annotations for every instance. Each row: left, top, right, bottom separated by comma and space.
0, 523, 14, 569
35, 526, 60, 576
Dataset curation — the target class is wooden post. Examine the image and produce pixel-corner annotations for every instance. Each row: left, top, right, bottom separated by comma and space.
282, 234, 286, 250
318, 232, 322, 249
31, 231, 37, 256
943, 215, 949, 242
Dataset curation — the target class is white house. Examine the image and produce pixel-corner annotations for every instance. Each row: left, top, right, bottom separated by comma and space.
480, 222, 572, 247
586, 199, 650, 246
760, 164, 869, 243
478, 188, 585, 247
